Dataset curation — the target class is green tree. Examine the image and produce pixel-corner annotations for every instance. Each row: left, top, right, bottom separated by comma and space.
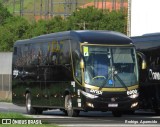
67, 7, 104, 30
46, 16, 68, 33
0, 6, 127, 51
67, 7, 127, 34
25, 16, 68, 38
24, 19, 48, 38
100, 10, 127, 33
0, 16, 30, 51
0, 2, 12, 25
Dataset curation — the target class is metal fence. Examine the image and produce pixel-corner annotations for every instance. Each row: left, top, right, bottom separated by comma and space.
1, 0, 127, 20
0, 52, 12, 100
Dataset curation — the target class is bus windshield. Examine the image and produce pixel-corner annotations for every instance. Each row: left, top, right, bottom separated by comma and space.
83, 46, 138, 88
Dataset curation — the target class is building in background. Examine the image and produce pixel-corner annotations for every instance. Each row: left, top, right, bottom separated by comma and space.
0, 52, 12, 100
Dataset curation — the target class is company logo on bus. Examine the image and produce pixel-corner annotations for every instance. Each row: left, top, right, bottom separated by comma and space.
90, 89, 103, 95
149, 69, 160, 80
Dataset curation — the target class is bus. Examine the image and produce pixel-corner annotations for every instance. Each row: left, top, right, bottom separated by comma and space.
12, 30, 141, 117
132, 33, 160, 115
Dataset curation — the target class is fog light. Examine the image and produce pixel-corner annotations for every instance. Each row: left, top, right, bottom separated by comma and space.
86, 102, 94, 108
131, 102, 138, 108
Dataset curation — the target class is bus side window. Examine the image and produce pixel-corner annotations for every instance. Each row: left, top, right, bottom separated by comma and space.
73, 52, 82, 83
14, 47, 17, 55
149, 56, 154, 67
156, 57, 160, 66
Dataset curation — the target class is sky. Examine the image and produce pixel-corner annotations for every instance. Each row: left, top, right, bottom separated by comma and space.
131, 0, 160, 36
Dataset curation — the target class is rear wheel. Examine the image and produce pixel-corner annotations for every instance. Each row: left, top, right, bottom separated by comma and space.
26, 93, 35, 115
60, 109, 68, 116
112, 110, 122, 117
26, 93, 43, 115
35, 108, 43, 115
65, 95, 79, 117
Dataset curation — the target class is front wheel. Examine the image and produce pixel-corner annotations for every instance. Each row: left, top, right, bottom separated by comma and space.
65, 95, 79, 117
155, 109, 160, 115
123, 110, 135, 115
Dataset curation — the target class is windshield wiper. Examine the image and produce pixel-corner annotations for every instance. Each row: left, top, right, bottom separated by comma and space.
114, 74, 128, 91
99, 70, 128, 91
99, 71, 112, 90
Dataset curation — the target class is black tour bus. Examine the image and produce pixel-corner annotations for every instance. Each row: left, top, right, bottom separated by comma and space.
12, 30, 142, 117
132, 33, 160, 114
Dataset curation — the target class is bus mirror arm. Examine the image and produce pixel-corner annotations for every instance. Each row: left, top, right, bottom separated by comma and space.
137, 51, 147, 70
80, 59, 85, 86
80, 59, 84, 69
142, 60, 147, 70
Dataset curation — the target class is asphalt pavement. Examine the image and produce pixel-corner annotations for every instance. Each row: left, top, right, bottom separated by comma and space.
0, 102, 160, 127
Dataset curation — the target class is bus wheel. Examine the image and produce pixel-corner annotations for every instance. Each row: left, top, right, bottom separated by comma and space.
35, 108, 43, 115
123, 110, 135, 115
60, 109, 68, 116
65, 95, 79, 117
26, 93, 35, 115
155, 109, 160, 115
112, 110, 122, 117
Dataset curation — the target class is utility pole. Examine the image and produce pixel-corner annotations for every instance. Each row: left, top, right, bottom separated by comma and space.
20, 0, 24, 16
76, 21, 89, 30
40, 0, 43, 18
13, 0, 15, 14
34, 0, 36, 16
127, 0, 131, 36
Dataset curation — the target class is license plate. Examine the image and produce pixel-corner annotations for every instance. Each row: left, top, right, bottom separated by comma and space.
108, 103, 118, 107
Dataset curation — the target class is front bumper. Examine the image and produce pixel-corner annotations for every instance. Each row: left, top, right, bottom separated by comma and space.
83, 97, 138, 111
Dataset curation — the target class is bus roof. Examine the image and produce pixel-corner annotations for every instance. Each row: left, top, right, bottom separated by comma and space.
14, 30, 132, 46
131, 33, 160, 50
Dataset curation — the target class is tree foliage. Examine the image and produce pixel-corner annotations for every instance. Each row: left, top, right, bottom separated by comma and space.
67, 7, 127, 32
67, 7, 104, 30
25, 16, 68, 38
0, 2, 12, 25
0, 6, 127, 52
0, 16, 30, 51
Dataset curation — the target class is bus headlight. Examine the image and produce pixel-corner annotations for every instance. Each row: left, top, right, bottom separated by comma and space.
129, 93, 139, 99
81, 90, 98, 99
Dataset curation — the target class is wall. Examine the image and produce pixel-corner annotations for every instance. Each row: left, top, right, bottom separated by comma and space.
0, 52, 12, 100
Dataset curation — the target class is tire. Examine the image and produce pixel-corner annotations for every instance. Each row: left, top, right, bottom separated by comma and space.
155, 109, 160, 116
35, 108, 43, 115
65, 95, 79, 117
112, 110, 122, 117
26, 93, 35, 115
123, 110, 135, 115
63, 110, 68, 116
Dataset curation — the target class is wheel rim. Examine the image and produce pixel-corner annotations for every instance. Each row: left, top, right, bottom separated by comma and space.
66, 96, 72, 110
26, 94, 31, 112
65, 95, 79, 117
